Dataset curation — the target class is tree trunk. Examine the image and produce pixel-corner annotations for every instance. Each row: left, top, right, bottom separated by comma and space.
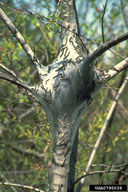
50, 140, 71, 192
47, 108, 82, 192
50, 130, 79, 192
35, 23, 95, 192
50, 138, 71, 191
68, 130, 79, 192
48, 112, 80, 192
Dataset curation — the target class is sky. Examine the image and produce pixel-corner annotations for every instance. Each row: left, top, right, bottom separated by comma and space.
12, 0, 122, 28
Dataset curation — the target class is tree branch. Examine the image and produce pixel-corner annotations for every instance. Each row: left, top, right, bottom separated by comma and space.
0, 72, 32, 91
19, 105, 35, 119
0, 63, 23, 82
75, 169, 128, 187
73, 0, 89, 54
101, 0, 108, 43
120, 0, 128, 28
0, 63, 37, 96
103, 58, 128, 83
84, 32, 128, 65
73, 0, 80, 35
0, 8, 43, 78
92, 163, 128, 169
76, 76, 128, 192
0, 182, 45, 192
0, 172, 18, 192
109, 50, 125, 59
87, 77, 128, 172
11, 145, 44, 159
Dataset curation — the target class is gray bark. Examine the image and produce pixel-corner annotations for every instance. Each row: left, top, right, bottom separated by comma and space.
68, 130, 79, 192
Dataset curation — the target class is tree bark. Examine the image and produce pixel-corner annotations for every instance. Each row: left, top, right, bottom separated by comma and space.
68, 130, 79, 192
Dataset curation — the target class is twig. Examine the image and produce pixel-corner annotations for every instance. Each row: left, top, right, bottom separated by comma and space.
73, 0, 80, 35
120, 0, 128, 28
0, 63, 22, 81
7, 104, 17, 119
0, 2, 28, 15
0, 8, 43, 78
0, 72, 33, 93
118, 101, 128, 118
19, 105, 35, 119
101, 0, 109, 43
0, 71, 38, 101
76, 76, 128, 192
92, 163, 128, 168
11, 146, 44, 159
73, 0, 89, 54
1, 170, 34, 175
110, 50, 126, 59
0, 182, 45, 192
0, 63, 38, 100
85, 32, 128, 64
0, 173, 18, 192
74, 169, 128, 186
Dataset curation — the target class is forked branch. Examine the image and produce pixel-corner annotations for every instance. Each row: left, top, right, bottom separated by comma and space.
0, 71, 36, 101
0, 63, 24, 82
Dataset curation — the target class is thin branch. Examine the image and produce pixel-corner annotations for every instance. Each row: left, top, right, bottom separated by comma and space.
11, 145, 44, 159
73, 0, 89, 54
118, 101, 128, 119
76, 76, 128, 192
120, 0, 128, 28
0, 63, 23, 81
85, 32, 128, 65
19, 105, 35, 119
0, 72, 30, 91
73, 0, 80, 35
0, 2, 28, 15
114, 164, 128, 184
109, 50, 126, 59
1, 170, 34, 175
0, 8, 43, 78
111, 88, 128, 119
0, 173, 18, 192
74, 169, 128, 186
0, 182, 45, 192
92, 163, 128, 168
0, 63, 37, 98
101, 0, 109, 43
0, 72, 33, 92
103, 58, 128, 83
